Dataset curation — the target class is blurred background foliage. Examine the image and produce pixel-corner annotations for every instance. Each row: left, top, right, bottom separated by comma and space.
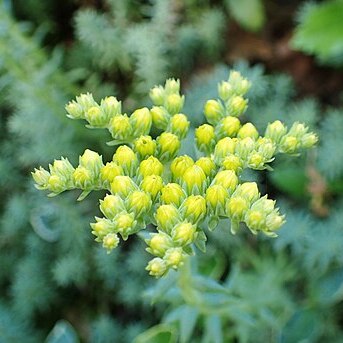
0, 0, 342, 342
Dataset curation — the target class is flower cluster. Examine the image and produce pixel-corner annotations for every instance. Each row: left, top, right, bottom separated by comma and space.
32, 72, 317, 277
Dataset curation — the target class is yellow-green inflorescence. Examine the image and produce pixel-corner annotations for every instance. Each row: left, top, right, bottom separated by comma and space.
32, 72, 318, 278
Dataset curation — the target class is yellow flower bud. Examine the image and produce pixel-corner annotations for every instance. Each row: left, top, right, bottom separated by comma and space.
205, 185, 227, 213
47, 175, 65, 193
214, 170, 238, 193
76, 92, 97, 111
32, 167, 50, 189
218, 81, 233, 101
100, 96, 121, 119
65, 100, 84, 119
160, 183, 185, 206
109, 114, 132, 140
264, 120, 287, 143
149, 86, 165, 105
214, 137, 236, 163
100, 162, 123, 185
127, 190, 152, 216
195, 124, 215, 153
280, 136, 299, 154
155, 204, 180, 233
169, 113, 190, 139
228, 71, 251, 95
113, 145, 138, 175
134, 135, 156, 158
222, 155, 243, 174
227, 95, 248, 117
251, 196, 275, 214
111, 176, 137, 197
245, 210, 265, 233
265, 213, 285, 232
204, 99, 223, 125
165, 94, 184, 115
146, 257, 167, 277
257, 137, 276, 160
182, 165, 207, 194
102, 233, 120, 252
130, 107, 152, 136
195, 157, 216, 177
100, 194, 125, 219
139, 156, 164, 177
164, 247, 185, 269
288, 122, 307, 137
181, 195, 206, 223
141, 175, 163, 199
248, 153, 264, 169
171, 155, 194, 179
85, 106, 107, 127
79, 149, 103, 175
165, 78, 180, 94
115, 212, 135, 239
146, 232, 173, 257
90, 218, 114, 241
172, 222, 197, 246
225, 196, 249, 221
150, 106, 170, 129
237, 182, 260, 204
217, 116, 241, 138
50, 158, 75, 181
73, 166, 92, 189
237, 123, 259, 140
156, 132, 180, 160
301, 133, 318, 149
234, 137, 255, 160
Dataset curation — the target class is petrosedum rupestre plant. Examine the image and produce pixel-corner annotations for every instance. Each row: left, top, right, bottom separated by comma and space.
32, 71, 317, 277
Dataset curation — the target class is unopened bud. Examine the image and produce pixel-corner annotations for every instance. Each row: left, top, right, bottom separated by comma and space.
130, 107, 152, 137
85, 106, 107, 127
164, 247, 185, 269
165, 94, 184, 115
195, 157, 216, 177
237, 123, 259, 140
204, 99, 224, 125
79, 149, 103, 175
218, 81, 234, 101
139, 156, 163, 177
134, 135, 156, 158
213, 170, 238, 193
155, 204, 180, 233
172, 222, 197, 246
113, 145, 138, 175
195, 124, 216, 153
65, 100, 84, 119
222, 155, 243, 174
100, 96, 121, 119
146, 258, 167, 277
217, 116, 241, 138
102, 233, 120, 252
169, 113, 190, 139
227, 96, 248, 117
205, 185, 227, 214
100, 194, 125, 219
301, 133, 318, 149
32, 167, 50, 189
171, 155, 194, 179
146, 232, 173, 257
76, 93, 97, 112
226, 196, 249, 221
160, 183, 185, 206
109, 114, 132, 140
156, 132, 180, 161
91, 218, 114, 241
149, 86, 165, 105
111, 176, 137, 197
73, 166, 92, 189
150, 106, 170, 129
280, 135, 299, 154
265, 120, 287, 144
214, 137, 236, 163
141, 175, 164, 199
115, 212, 136, 240
181, 195, 206, 223
100, 162, 123, 185
127, 191, 152, 216
165, 78, 180, 94
182, 165, 207, 194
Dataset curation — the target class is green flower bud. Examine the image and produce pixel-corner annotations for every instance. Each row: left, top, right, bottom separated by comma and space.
76, 93, 97, 112
164, 247, 186, 269
130, 107, 152, 137
150, 106, 170, 130
109, 114, 132, 140
126, 190, 152, 217
245, 210, 265, 233
247, 153, 264, 169
217, 116, 241, 138
139, 156, 164, 178
280, 135, 299, 154
222, 155, 243, 174
181, 195, 206, 223
100, 194, 125, 219
165, 78, 180, 94
141, 175, 163, 199
65, 100, 84, 119
32, 167, 50, 189
227, 96, 248, 117
111, 176, 137, 197
85, 106, 107, 127
146, 232, 173, 257
100, 96, 121, 119
50, 158, 75, 181
288, 122, 307, 137
214, 137, 237, 164
102, 233, 120, 252
160, 183, 185, 206
155, 204, 180, 233
264, 120, 287, 144
226, 196, 249, 221
213, 170, 238, 193
234, 137, 255, 160
265, 213, 285, 233
79, 149, 103, 176
90, 217, 114, 241
172, 222, 197, 246
156, 132, 180, 161
237, 123, 259, 140
169, 113, 190, 139
228, 71, 251, 95
182, 165, 207, 194
257, 137, 276, 160
146, 257, 167, 277
218, 81, 234, 101
165, 94, 184, 115
236, 182, 260, 204
301, 133, 318, 149
204, 99, 224, 125
149, 86, 165, 105
47, 175, 65, 193
195, 157, 216, 177
250, 195, 275, 215
171, 155, 194, 179
73, 166, 93, 189
195, 124, 216, 153
205, 185, 227, 214
115, 212, 136, 240
134, 135, 156, 158
100, 162, 123, 186
113, 145, 138, 175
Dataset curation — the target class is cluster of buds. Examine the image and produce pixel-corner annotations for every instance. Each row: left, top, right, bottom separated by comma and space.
33, 71, 318, 278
